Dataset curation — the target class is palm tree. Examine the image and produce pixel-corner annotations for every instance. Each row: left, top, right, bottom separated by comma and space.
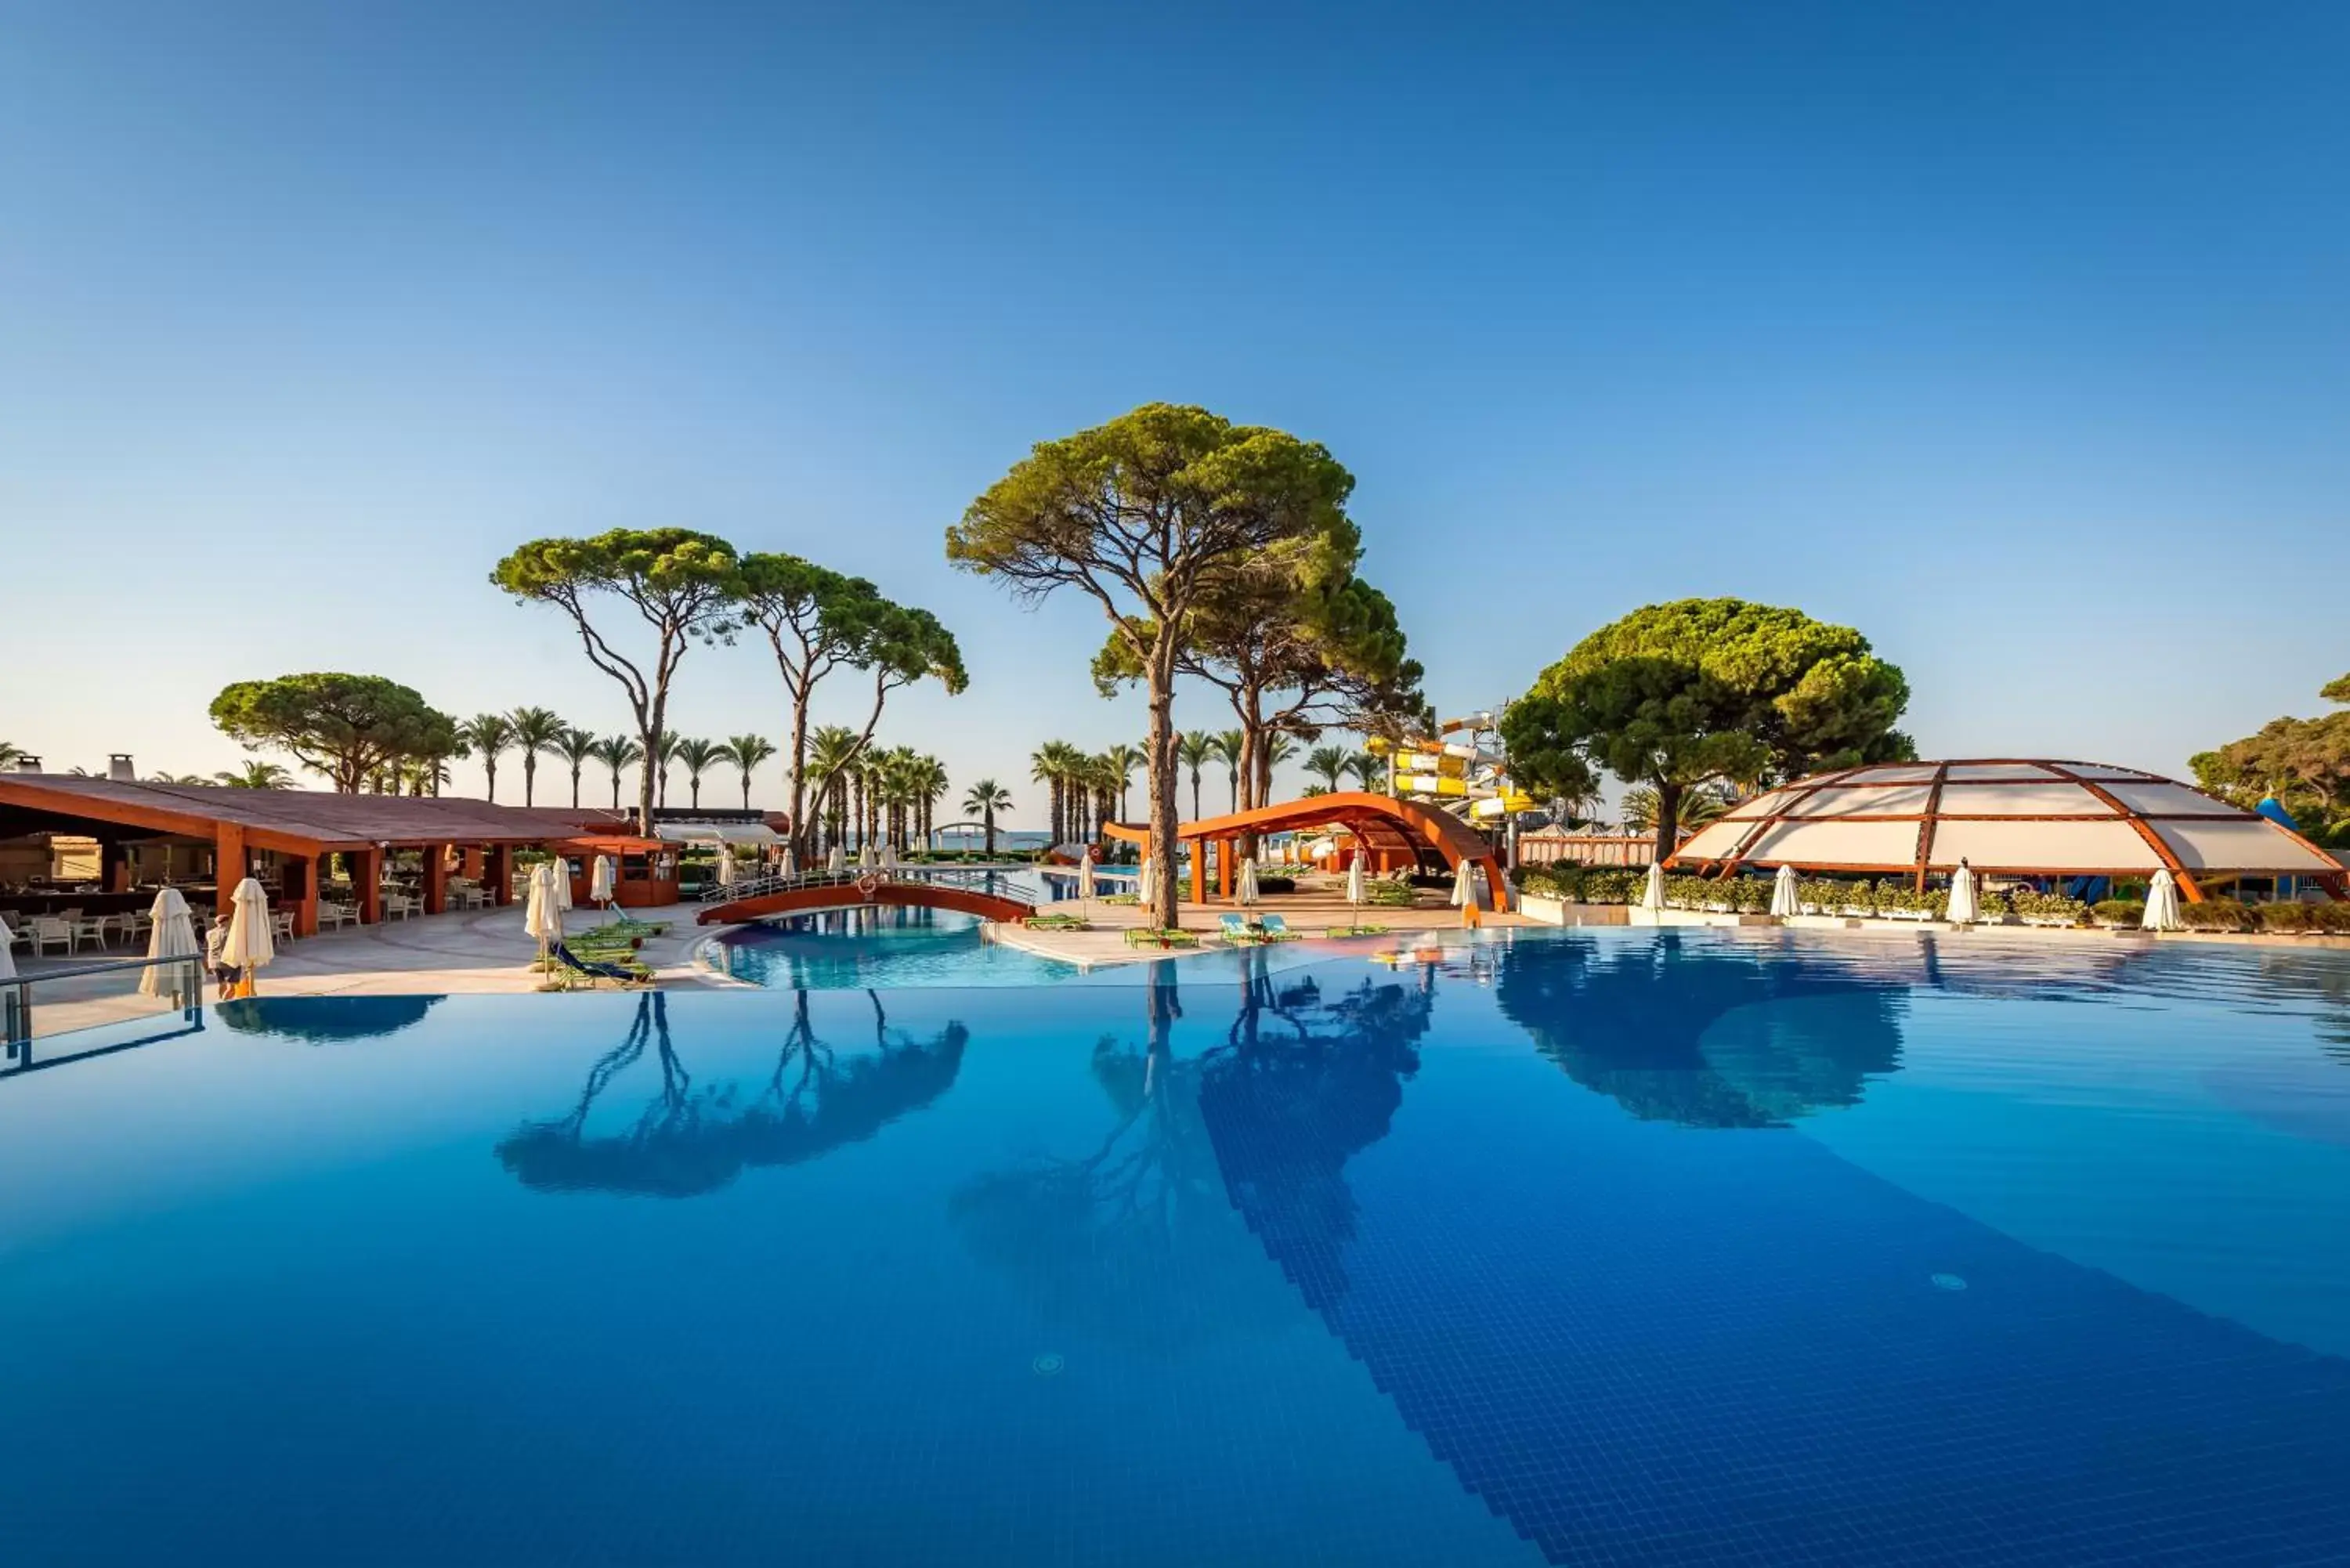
1263, 732, 1300, 794
1209, 729, 1245, 813
148, 771, 211, 785
1177, 732, 1216, 820
506, 706, 568, 807
1101, 742, 1145, 824
1305, 745, 1350, 794
1032, 741, 1080, 847
804, 725, 862, 853
1345, 751, 1385, 793
1622, 784, 1732, 838
587, 735, 643, 811
962, 779, 1013, 856
649, 729, 682, 810
215, 761, 293, 789
674, 737, 723, 811
0, 741, 24, 770
722, 734, 778, 811
554, 727, 599, 809
456, 714, 515, 801
913, 754, 949, 847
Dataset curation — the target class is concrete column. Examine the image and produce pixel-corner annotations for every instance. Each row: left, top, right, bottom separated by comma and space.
1191, 840, 1207, 905
285, 855, 320, 938
350, 847, 384, 924
214, 822, 247, 919
103, 840, 132, 892
487, 844, 515, 907
422, 844, 450, 915
1218, 838, 1234, 900
461, 847, 485, 881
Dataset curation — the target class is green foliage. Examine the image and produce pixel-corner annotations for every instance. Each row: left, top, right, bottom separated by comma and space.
949, 403, 1357, 923
210, 673, 459, 794
1502, 599, 1912, 851
2190, 672, 2350, 833
2090, 898, 2147, 927
2180, 898, 2254, 932
2011, 890, 2088, 925
490, 528, 739, 823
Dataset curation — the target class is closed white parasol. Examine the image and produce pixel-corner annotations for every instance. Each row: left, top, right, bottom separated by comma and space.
1946, 862, 1979, 924
139, 887, 201, 1003
1641, 862, 1667, 912
1078, 849, 1096, 902
0, 916, 14, 982
1136, 850, 1159, 909
880, 841, 898, 874
829, 846, 846, 873
1238, 855, 1260, 906
590, 854, 616, 905
2142, 869, 2184, 931
1450, 858, 1477, 907
220, 876, 275, 995
525, 861, 566, 947
1346, 851, 1366, 910
782, 846, 800, 878
859, 842, 878, 869
1770, 863, 1800, 918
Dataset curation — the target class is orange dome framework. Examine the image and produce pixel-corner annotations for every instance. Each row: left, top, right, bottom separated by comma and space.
1666, 760, 2345, 903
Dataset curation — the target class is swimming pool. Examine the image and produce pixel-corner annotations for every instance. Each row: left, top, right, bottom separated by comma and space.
5, 929, 2347, 1564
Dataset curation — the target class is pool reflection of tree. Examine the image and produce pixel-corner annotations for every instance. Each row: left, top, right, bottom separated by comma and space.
216, 995, 446, 1043
1493, 932, 1909, 1128
953, 957, 1433, 1341
496, 989, 967, 1198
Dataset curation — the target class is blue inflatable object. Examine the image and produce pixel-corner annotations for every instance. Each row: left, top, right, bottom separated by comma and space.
2255, 797, 2301, 830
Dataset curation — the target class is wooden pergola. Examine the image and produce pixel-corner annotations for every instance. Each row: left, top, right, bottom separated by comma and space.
0, 775, 638, 935
1665, 759, 2346, 903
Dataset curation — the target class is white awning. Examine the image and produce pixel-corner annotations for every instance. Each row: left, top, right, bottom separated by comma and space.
653, 822, 780, 847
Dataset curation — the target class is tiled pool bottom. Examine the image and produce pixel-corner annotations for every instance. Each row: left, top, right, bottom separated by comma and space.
4, 932, 2348, 1565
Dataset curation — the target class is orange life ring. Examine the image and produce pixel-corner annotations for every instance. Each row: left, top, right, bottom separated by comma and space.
855, 872, 882, 900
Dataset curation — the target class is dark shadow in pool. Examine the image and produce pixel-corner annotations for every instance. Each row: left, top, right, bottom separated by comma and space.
496, 989, 966, 1197
215, 994, 446, 1043
1494, 930, 1908, 1126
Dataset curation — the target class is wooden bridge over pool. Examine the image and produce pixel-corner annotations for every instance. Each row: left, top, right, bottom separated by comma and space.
696, 869, 1036, 927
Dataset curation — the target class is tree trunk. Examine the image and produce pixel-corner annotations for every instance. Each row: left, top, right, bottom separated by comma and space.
571, 770, 582, 809
524, 758, 537, 807
1653, 780, 1683, 865
1147, 637, 1180, 929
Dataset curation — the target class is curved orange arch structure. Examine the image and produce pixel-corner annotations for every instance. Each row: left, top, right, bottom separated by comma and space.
696, 881, 1036, 927
1104, 790, 1509, 909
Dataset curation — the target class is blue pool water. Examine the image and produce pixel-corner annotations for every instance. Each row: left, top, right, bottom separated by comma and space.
4, 929, 2348, 1565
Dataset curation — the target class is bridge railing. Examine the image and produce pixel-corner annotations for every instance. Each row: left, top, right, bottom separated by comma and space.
700, 866, 980, 905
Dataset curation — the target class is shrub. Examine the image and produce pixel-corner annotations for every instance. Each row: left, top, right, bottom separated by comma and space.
2316, 902, 2350, 934
2011, 890, 2088, 925
2090, 899, 2147, 927
1973, 891, 2010, 921
1730, 877, 1773, 914
2256, 901, 2315, 934
2180, 899, 2253, 932
1513, 865, 1562, 898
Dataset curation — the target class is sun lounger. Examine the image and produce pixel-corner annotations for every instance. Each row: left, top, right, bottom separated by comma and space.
550, 941, 646, 986
1217, 913, 1264, 945
1123, 927, 1200, 949
1258, 914, 1301, 942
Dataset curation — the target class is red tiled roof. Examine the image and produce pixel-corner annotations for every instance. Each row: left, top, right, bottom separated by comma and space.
0, 774, 631, 852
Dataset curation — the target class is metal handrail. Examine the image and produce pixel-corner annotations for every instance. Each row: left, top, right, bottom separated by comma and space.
4, 951, 208, 1053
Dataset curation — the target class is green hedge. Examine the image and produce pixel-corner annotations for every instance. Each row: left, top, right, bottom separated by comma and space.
2090, 899, 2146, 927
2181, 898, 2253, 932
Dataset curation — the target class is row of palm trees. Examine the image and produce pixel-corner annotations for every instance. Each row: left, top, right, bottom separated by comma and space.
800, 727, 953, 854
1029, 732, 1387, 844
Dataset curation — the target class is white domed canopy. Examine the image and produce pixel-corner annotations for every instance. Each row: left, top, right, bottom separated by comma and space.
1669, 760, 2343, 891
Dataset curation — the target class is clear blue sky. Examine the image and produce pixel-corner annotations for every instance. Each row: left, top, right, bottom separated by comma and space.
6, 2, 2345, 822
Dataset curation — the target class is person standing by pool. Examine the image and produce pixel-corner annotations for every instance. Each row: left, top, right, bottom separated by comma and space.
204, 913, 237, 995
